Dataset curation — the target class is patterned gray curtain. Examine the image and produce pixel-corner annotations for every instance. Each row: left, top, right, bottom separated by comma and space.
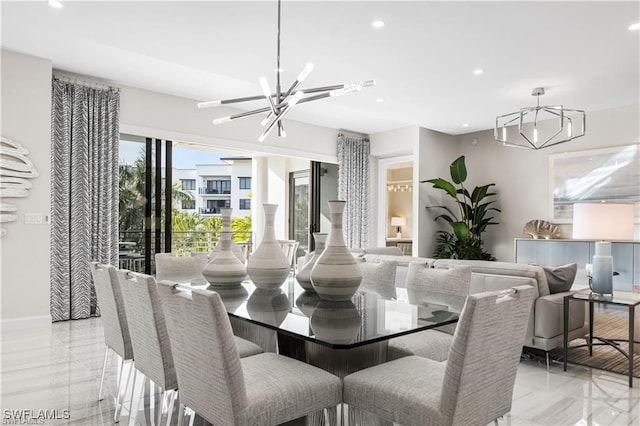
337, 133, 370, 249
50, 77, 120, 321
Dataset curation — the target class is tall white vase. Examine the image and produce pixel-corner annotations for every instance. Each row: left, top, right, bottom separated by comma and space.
202, 231, 247, 287
296, 232, 328, 291
247, 204, 290, 289
210, 207, 246, 263
310, 200, 362, 301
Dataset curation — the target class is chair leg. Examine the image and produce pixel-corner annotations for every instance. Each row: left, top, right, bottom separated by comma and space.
98, 346, 110, 401
546, 352, 550, 371
164, 389, 176, 426
127, 369, 142, 425
114, 360, 134, 423
176, 403, 186, 426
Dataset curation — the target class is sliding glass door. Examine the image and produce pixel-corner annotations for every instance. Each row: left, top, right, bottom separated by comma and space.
118, 136, 172, 274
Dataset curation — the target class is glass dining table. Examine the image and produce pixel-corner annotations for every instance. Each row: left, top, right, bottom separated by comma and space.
181, 275, 459, 377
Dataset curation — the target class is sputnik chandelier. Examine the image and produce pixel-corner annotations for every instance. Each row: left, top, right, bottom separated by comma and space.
198, 0, 375, 142
494, 87, 586, 150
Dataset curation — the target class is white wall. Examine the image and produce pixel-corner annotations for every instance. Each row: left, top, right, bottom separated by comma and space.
119, 85, 339, 164
416, 128, 460, 258
1, 50, 52, 326
459, 104, 640, 261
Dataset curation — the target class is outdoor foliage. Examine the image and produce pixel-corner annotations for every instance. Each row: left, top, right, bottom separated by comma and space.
423, 155, 500, 260
118, 148, 252, 254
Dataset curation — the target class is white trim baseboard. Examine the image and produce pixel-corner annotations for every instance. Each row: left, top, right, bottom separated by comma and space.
0, 315, 52, 331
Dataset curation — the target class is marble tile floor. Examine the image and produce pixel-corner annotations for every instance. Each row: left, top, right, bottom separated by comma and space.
1, 317, 639, 426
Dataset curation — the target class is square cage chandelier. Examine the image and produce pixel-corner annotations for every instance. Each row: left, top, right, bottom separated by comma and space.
197, 0, 375, 142
495, 87, 586, 150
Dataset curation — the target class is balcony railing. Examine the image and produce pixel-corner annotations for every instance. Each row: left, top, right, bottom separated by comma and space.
119, 230, 254, 256
199, 188, 232, 195
199, 208, 220, 215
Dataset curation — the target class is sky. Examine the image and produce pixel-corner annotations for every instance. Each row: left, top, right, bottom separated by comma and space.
119, 140, 223, 169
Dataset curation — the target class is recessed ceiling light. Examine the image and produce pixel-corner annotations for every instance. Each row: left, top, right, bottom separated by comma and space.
371, 20, 385, 28
629, 22, 640, 31
48, 0, 63, 8
462, 123, 469, 128
473, 68, 484, 75
376, 98, 384, 103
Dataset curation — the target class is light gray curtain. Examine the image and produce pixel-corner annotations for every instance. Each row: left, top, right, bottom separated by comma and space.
50, 77, 120, 321
337, 133, 370, 249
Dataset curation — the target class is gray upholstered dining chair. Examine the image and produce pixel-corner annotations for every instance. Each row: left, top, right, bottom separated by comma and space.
358, 260, 397, 299
154, 252, 208, 284
90, 262, 134, 423
117, 270, 180, 426
156, 280, 343, 426
344, 285, 536, 426
387, 263, 471, 361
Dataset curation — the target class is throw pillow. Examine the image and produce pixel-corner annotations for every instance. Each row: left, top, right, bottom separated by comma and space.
542, 263, 577, 294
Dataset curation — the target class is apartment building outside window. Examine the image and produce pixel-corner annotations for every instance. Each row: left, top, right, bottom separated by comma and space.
239, 177, 251, 190
181, 179, 196, 190
239, 199, 251, 210
182, 199, 195, 210
206, 179, 231, 194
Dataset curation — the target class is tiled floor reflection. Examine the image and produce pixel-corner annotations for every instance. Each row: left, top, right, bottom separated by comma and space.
2, 317, 639, 425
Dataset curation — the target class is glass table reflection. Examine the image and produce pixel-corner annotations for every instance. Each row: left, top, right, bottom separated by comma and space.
181, 275, 459, 377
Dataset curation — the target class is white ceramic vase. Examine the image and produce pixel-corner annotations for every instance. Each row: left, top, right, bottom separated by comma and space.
296, 232, 328, 291
210, 207, 246, 263
310, 200, 362, 301
202, 231, 247, 287
310, 300, 361, 344
246, 288, 290, 327
247, 203, 290, 288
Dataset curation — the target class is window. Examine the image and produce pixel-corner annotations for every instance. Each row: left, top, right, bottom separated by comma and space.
181, 179, 196, 190
182, 199, 195, 210
239, 177, 251, 190
206, 179, 231, 194
239, 199, 251, 210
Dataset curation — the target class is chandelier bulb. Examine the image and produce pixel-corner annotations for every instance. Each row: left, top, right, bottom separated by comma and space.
288, 91, 304, 107
259, 77, 272, 98
198, 100, 222, 109
213, 116, 231, 125
533, 127, 538, 144
297, 63, 314, 82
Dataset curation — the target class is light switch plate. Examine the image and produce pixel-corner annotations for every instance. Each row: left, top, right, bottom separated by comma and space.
24, 213, 43, 224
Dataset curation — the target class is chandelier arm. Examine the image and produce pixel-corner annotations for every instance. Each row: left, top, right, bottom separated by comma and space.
299, 84, 346, 94
213, 106, 272, 125
198, 94, 266, 107
260, 104, 293, 142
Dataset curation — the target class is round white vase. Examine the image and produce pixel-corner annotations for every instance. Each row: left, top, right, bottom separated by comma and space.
210, 207, 246, 263
310, 200, 362, 301
202, 231, 247, 287
296, 232, 328, 291
247, 203, 290, 289
310, 300, 361, 344
246, 288, 290, 327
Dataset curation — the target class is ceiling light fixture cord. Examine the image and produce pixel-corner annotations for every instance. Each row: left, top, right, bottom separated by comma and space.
197, 0, 375, 142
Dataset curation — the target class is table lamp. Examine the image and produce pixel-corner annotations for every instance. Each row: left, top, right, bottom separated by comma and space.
390, 216, 407, 239
572, 202, 634, 294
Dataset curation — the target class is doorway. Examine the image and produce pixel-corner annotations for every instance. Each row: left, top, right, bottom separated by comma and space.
377, 156, 415, 255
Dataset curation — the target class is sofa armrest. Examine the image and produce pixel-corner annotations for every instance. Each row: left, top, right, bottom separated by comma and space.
534, 291, 586, 340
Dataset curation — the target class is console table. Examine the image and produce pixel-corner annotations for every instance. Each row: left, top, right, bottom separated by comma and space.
386, 238, 412, 255
515, 238, 640, 291
563, 290, 640, 387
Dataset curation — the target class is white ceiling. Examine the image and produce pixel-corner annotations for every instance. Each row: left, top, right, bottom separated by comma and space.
2, 0, 639, 136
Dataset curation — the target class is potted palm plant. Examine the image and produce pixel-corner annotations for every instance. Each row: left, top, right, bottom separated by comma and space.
424, 155, 500, 260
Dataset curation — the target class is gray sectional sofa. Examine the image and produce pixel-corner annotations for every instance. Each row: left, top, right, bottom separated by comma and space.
360, 253, 589, 358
